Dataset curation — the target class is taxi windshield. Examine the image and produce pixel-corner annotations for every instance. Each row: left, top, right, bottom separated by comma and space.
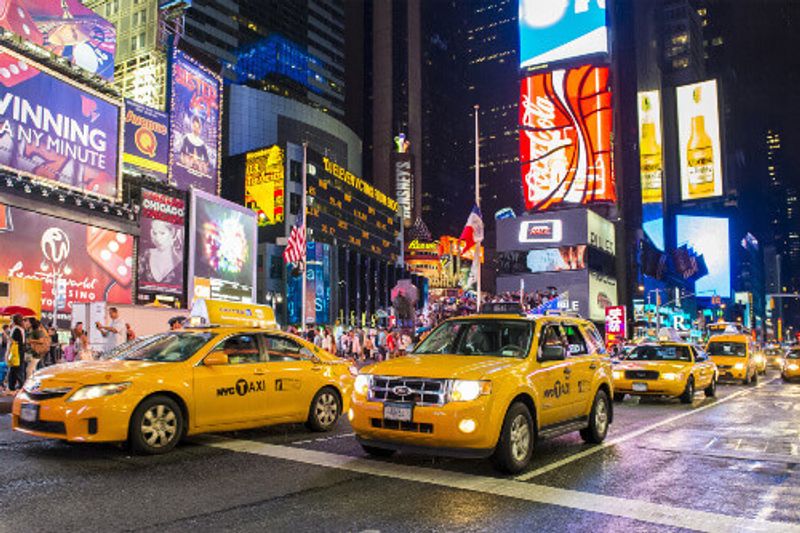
119, 332, 213, 362
707, 341, 746, 357
412, 319, 533, 358
627, 345, 691, 362
787, 350, 800, 360
765, 348, 783, 356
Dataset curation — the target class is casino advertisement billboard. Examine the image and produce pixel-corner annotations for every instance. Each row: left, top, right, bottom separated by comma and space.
0, 203, 133, 327
0, 45, 122, 199
306, 150, 401, 261
519, 64, 615, 212
169, 48, 222, 195
123, 99, 169, 182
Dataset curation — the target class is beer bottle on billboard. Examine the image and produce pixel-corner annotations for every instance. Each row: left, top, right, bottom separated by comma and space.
686, 86, 715, 198
639, 96, 663, 204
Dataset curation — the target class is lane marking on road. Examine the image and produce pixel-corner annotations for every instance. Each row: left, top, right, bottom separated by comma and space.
516, 378, 779, 481
293, 432, 355, 445
197, 435, 799, 533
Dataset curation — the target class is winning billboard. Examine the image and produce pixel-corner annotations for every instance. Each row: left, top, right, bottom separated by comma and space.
188, 189, 257, 304
0, 0, 116, 80
519, 65, 615, 212
676, 214, 730, 298
676, 80, 722, 201
0, 45, 122, 199
519, 0, 608, 69
123, 100, 169, 181
245, 145, 284, 226
137, 189, 185, 302
0, 204, 133, 326
169, 49, 222, 195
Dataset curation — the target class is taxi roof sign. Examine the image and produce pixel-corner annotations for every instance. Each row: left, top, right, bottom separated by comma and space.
190, 299, 278, 329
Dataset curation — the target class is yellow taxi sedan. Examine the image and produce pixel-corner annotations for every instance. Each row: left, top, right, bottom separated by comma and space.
12, 327, 353, 454
782, 349, 800, 382
612, 342, 717, 403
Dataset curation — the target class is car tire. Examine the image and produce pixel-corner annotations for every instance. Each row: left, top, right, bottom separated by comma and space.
704, 376, 717, 398
782, 374, 789, 383
750, 371, 758, 386
305, 387, 341, 432
580, 389, 610, 444
613, 393, 625, 403
492, 402, 534, 474
129, 395, 184, 455
680, 377, 695, 404
360, 443, 396, 458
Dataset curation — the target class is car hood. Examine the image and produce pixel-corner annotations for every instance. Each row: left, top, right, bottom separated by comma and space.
361, 354, 521, 380
616, 361, 690, 374
31, 360, 166, 387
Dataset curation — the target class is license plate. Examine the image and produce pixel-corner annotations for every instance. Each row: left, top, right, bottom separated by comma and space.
632, 382, 648, 392
20, 403, 38, 423
383, 403, 413, 422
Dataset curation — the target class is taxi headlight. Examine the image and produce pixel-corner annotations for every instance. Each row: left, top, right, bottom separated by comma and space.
788, 364, 799, 371
354, 374, 372, 397
734, 363, 745, 370
67, 383, 131, 402
661, 372, 681, 381
449, 380, 491, 402
612, 370, 623, 380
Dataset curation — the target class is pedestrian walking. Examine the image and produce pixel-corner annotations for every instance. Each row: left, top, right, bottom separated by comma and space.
96, 307, 125, 350
27, 317, 50, 379
6, 314, 26, 392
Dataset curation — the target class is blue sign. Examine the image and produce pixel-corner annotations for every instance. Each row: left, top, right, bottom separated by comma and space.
676, 215, 730, 299
519, 0, 608, 69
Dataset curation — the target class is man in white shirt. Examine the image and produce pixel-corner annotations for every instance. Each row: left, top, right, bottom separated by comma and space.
96, 307, 126, 350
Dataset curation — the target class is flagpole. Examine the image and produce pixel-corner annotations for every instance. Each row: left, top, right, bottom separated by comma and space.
474, 104, 481, 312
301, 142, 308, 331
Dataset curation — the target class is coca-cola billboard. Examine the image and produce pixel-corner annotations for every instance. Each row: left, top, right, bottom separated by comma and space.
0, 205, 133, 326
519, 64, 615, 212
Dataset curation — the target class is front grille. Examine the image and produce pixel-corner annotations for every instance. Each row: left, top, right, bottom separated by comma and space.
372, 418, 434, 433
625, 370, 660, 380
716, 364, 733, 370
17, 418, 66, 435
369, 376, 448, 406
25, 390, 70, 401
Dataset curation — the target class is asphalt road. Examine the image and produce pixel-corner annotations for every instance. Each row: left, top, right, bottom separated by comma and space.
1, 372, 799, 533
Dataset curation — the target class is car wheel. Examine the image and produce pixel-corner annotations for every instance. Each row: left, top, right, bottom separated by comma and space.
360, 443, 396, 458
580, 389, 610, 444
129, 395, 183, 455
492, 402, 534, 474
782, 374, 789, 383
613, 393, 625, 403
750, 371, 758, 386
680, 377, 695, 404
306, 387, 341, 432
704, 376, 717, 398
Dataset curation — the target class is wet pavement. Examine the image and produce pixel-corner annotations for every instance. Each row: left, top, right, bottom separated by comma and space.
1, 372, 799, 532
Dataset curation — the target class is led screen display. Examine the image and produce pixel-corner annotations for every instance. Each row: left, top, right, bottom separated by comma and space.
676, 214, 730, 298
676, 80, 723, 201
520, 64, 615, 211
519, 0, 608, 69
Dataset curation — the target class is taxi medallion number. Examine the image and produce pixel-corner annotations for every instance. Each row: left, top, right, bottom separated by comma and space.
384, 402, 413, 422
20, 404, 38, 423
632, 382, 648, 392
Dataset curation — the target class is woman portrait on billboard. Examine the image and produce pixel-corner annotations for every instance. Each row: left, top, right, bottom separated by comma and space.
139, 219, 183, 286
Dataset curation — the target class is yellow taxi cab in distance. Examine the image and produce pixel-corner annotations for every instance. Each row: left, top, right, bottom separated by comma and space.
612, 342, 717, 403
350, 310, 614, 474
752, 346, 768, 375
782, 348, 800, 382
706, 334, 758, 385
13, 302, 354, 454
764, 345, 785, 369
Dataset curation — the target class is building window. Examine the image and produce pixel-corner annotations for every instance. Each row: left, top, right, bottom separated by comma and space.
130, 32, 146, 52
290, 160, 302, 183
290, 193, 301, 215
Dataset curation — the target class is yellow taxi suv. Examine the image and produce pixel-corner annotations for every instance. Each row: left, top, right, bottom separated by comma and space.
706, 334, 758, 385
350, 312, 614, 474
13, 328, 354, 454
782, 348, 800, 382
612, 342, 717, 403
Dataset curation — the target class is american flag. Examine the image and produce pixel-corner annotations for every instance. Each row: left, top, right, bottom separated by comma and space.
283, 218, 306, 270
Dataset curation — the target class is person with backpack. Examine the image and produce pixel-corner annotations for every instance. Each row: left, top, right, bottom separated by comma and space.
6, 314, 26, 392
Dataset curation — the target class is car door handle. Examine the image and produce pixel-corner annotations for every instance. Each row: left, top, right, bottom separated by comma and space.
311, 366, 323, 371
563, 367, 572, 375
253, 369, 266, 375
589, 363, 597, 370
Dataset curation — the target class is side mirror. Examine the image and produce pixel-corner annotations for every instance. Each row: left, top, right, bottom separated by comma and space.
204, 351, 229, 366
540, 345, 566, 362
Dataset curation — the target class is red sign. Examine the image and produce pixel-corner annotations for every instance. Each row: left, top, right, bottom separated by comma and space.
605, 305, 626, 343
519, 65, 615, 211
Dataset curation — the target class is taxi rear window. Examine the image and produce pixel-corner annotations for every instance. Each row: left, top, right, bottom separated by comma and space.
119, 333, 213, 362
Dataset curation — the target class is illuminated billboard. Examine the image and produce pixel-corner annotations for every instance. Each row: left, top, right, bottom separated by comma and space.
0, 0, 116, 80
0, 45, 122, 199
393, 152, 414, 227
676, 80, 722, 201
245, 146, 284, 226
676, 215, 730, 298
188, 189, 257, 304
519, 64, 615, 211
137, 189, 185, 302
169, 49, 222, 195
0, 204, 133, 326
589, 271, 617, 322
637, 90, 663, 205
519, 0, 608, 69
123, 99, 169, 181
